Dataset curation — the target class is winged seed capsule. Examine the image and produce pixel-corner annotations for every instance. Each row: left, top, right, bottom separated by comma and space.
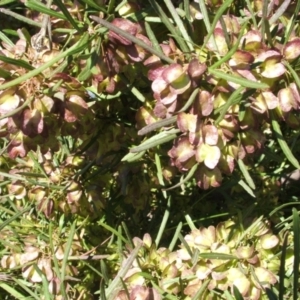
280, 169, 300, 186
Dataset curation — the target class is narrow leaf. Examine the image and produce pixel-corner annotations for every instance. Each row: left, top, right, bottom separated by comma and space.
191, 279, 210, 300
238, 179, 256, 198
215, 86, 244, 125
293, 208, 300, 300
168, 222, 182, 251
200, 0, 235, 50
155, 153, 167, 198
105, 243, 142, 299
138, 88, 199, 135
155, 196, 171, 246
12, 278, 40, 299
209, 68, 269, 89
199, 253, 237, 260
284, 0, 300, 42
163, 163, 199, 191
138, 116, 177, 136
0, 31, 14, 47
0, 7, 41, 27
60, 221, 76, 297
164, 0, 194, 51
0, 283, 26, 299
269, 0, 291, 24
25, 0, 67, 21
148, 0, 190, 53
284, 61, 300, 90
121, 151, 146, 162
233, 285, 244, 300
210, 21, 248, 69
0, 206, 31, 231
237, 158, 256, 190
53, 0, 81, 31
278, 232, 288, 299
144, 21, 163, 53
130, 129, 180, 153
79, 0, 107, 12
185, 214, 197, 230
271, 111, 300, 169
265, 288, 278, 300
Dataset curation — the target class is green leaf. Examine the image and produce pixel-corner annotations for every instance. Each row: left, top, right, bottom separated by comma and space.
284, 0, 300, 43
271, 111, 300, 169
184, 0, 192, 22
237, 159, 256, 190
155, 153, 167, 198
265, 288, 279, 300
121, 222, 134, 248
238, 179, 256, 198
191, 279, 210, 300
208, 68, 269, 89
0, 7, 41, 27
138, 88, 199, 135
233, 285, 244, 300
185, 214, 197, 230
178, 232, 193, 257
198, 253, 237, 260
121, 150, 146, 162
25, 0, 68, 21
107, 0, 116, 14
0, 282, 27, 299
0, 0, 16, 4
144, 21, 163, 53
155, 196, 171, 246
130, 129, 180, 153
105, 243, 142, 299
138, 116, 177, 136
80, 0, 107, 13
53, 0, 81, 31
269, 202, 300, 217
0, 31, 14, 47
12, 278, 40, 299
101, 260, 109, 283
215, 86, 244, 125
119, 73, 146, 102
164, 0, 194, 51
163, 163, 199, 191
99, 222, 128, 244
278, 232, 289, 299
0, 206, 31, 231
49, 222, 63, 295
284, 61, 300, 90
0, 68, 11, 79
150, 281, 177, 300
197, 0, 215, 45
33, 264, 51, 300
244, 0, 258, 29
60, 221, 76, 298
293, 208, 300, 300
200, 0, 235, 50
77, 53, 93, 82
269, 0, 291, 24
148, 0, 190, 53
168, 222, 182, 251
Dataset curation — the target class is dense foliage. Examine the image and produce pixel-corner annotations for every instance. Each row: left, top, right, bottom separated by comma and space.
0, 0, 300, 299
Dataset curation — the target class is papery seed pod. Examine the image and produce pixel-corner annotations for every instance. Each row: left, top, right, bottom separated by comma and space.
280, 169, 300, 186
